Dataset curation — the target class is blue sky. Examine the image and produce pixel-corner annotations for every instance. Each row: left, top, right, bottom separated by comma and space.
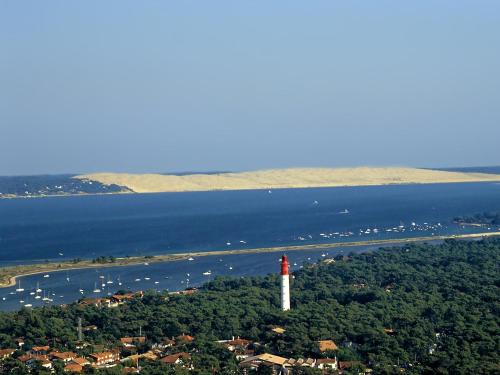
1, 1, 499, 175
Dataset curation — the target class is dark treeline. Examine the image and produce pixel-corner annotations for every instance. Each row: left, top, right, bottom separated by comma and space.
454, 212, 500, 225
0, 175, 127, 197
0, 238, 499, 374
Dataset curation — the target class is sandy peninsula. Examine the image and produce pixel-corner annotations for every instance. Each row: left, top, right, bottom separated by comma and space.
76, 167, 500, 194
1, 231, 499, 288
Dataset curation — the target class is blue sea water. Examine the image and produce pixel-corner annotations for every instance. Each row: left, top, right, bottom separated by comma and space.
0, 182, 499, 311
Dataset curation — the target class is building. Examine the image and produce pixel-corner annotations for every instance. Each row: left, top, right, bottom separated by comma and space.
160, 352, 192, 369
317, 340, 338, 352
51, 351, 77, 363
316, 358, 338, 371
0, 348, 16, 360
280, 255, 291, 311
239, 353, 288, 374
89, 351, 120, 367
64, 363, 83, 373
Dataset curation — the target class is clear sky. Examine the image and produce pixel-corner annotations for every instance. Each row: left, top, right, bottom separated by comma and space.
1, 1, 499, 175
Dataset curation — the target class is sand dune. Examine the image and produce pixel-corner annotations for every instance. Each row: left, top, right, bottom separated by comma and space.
75, 167, 500, 194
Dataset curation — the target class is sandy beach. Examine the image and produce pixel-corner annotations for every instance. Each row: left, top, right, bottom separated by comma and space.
2, 231, 499, 288
76, 167, 500, 194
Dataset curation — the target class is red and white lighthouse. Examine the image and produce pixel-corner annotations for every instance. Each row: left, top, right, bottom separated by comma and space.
280, 255, 291, 311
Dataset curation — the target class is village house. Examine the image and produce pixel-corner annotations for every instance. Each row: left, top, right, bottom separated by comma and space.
160, 352, 193, 369
285, 358, 316, 367
218, 337, 255, 360
18, 354, 52, 370
0, 348, 16, 360
317, 340, 338, 352
152, 338, 175, 350
176, 334, 194, 343
72, 357, 90, 367
30, 345, 50, 355
64, 362, 83, 373
89, 350, 120, 367
239, 353, 288, 374
50, 351, 77, 363
120, 336, 146, 348
316, 358, 338, 371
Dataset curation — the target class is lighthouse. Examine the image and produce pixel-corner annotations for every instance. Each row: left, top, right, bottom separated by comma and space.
280, 255, 291, 311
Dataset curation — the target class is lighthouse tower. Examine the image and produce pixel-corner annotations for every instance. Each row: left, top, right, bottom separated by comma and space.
280, 255, 291, 311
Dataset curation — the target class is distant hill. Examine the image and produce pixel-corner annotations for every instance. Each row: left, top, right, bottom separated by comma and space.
0, 175, 129, 198
431, 166, 500, 175
76, 167, 500, 194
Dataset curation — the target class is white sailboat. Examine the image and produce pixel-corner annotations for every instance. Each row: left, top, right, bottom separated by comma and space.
15, 280, 24, 292
93, 282, 101, 293
36, 282, 42, 293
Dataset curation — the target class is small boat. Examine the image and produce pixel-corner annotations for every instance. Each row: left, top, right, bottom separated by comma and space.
19, 300, 25, 304
229, 266, 233, 270
203, 271, 212, 276
58, 252, 64, 256
35, 295, 41, 299
107, 277, 113, 284
24, 303, 32, 307
93, 283, 101, 293
144, 277, 151, 281
188, 257, 194, 261
99, 275, 105, 279
15, 281, 24, 293
226, 242, 231, 246
36, 282, 42, 293
29, 292, 35, 295
144, 262, 149, 266
9, 292, 15, 295
339, 209, 349, 214
43, 274, 50, 278
154, 281, 159, 284
135, 278, 141, 282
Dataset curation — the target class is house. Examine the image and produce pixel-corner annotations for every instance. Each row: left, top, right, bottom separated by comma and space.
64, 363, 83, 373
0, 348, 16, 360
120, 336, 146, 348
152, 338, 175, 350
219, 337, 252, 352
339, 361, 363, 372
89, 351, 120, 367
51, 351, 77, 363
160, 352, 192, 369
239, 353, 288, 374
176, 334, 194, 343
285, 358, 316, 368
18, 354, 52, 370
271, 327, 286, 334
316, 358, 338, 371
31, 345, 50, 355
72, 357, 90, 367
318, 340, 338, 352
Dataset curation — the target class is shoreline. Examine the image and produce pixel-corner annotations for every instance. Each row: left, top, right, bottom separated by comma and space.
2, 231, 500, 288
